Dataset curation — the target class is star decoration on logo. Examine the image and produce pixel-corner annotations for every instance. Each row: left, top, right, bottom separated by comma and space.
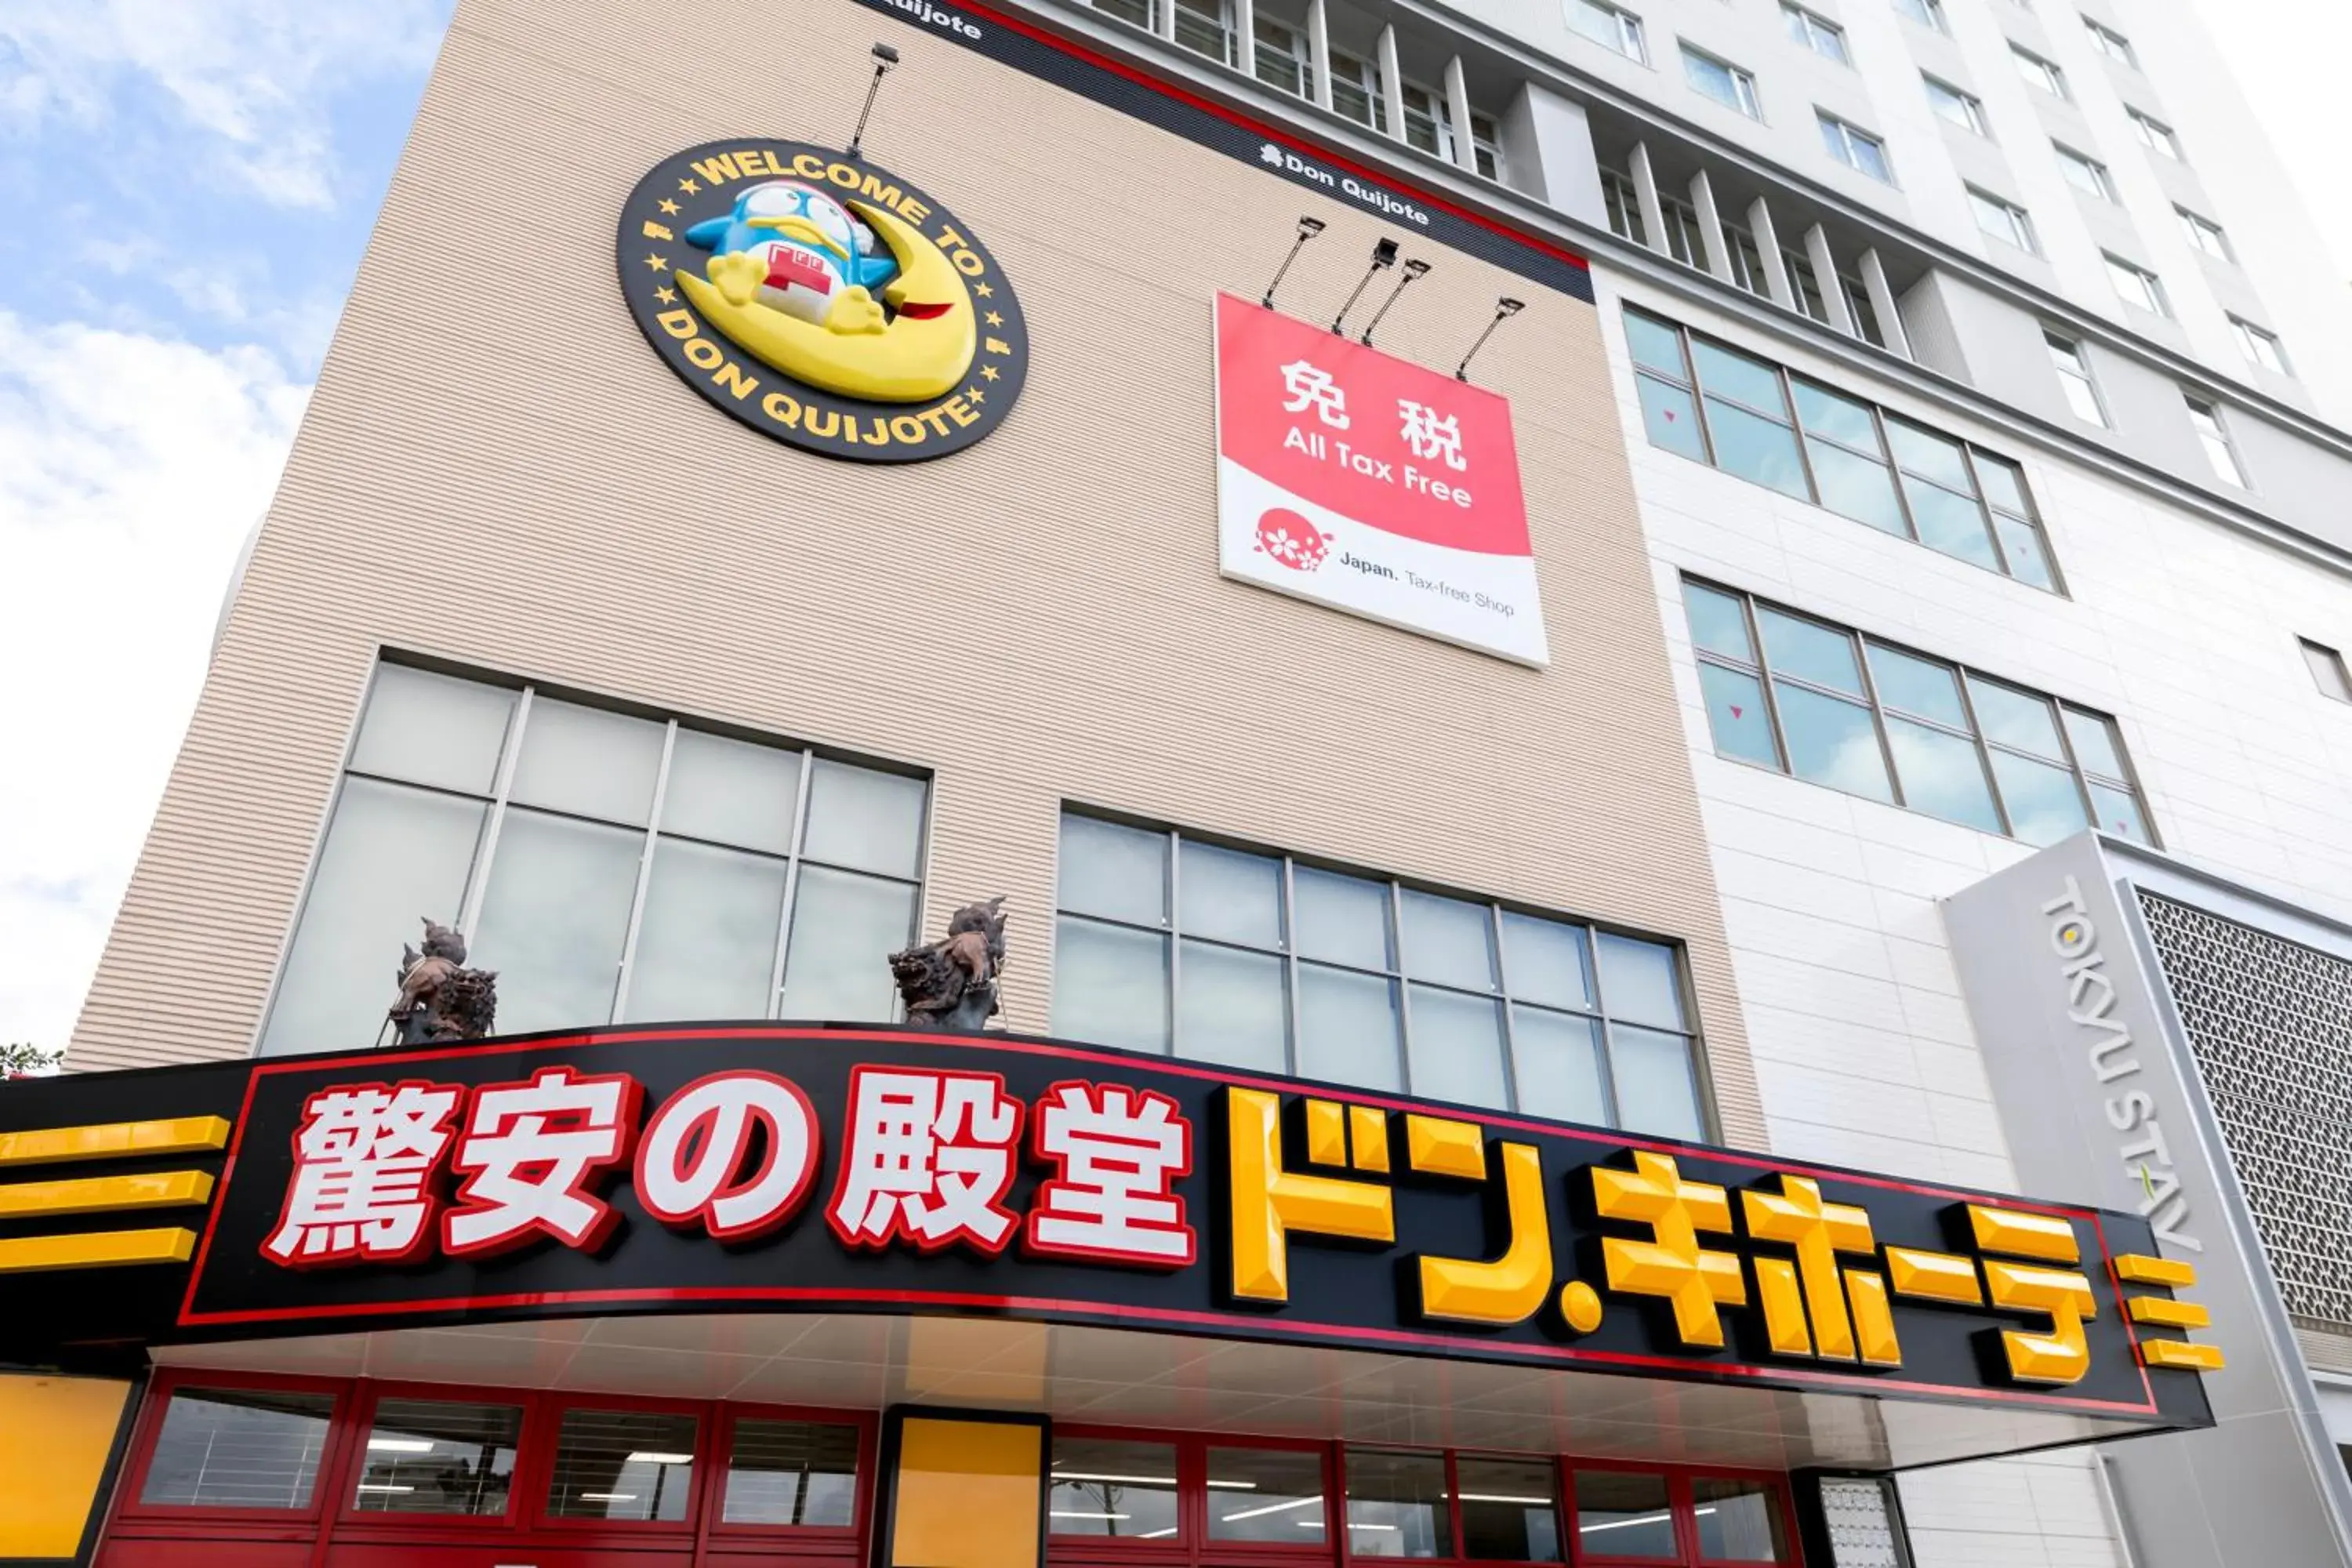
984, 310, 1003, 327
967, 387, 987, 403
982, 365, 1000, 381
678, 176, 700, 194
658, 198, 681, 216
654, 285, 677, 305
975, 281, 993, 298
644, 253, 668, 272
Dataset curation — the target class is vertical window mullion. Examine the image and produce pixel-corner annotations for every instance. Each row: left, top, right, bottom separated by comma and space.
1849, 632, 1911, 811
1777, 365, 1824, 506
1953, 445, 2010, 577
1873, 408, 1924, 543
1490, 902, 1525, 1112
1680, 326, 1722, 468
1165, 829, 1184, 1055
1949, 673, 2018, 839
1584, 922, 1626, 1128
1282, 857, 1304, 1076
766, 746, 820, 1016
608, 720, 678, 1024
456, 685, 534, 938
1739, 590, 1797, 776
1388, 880, 1416, 1095
2043, 699, 2106, 835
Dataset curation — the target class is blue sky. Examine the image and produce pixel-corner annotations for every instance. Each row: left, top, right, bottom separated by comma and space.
0, 0, 2344, 1054
0, 1, 453, 1048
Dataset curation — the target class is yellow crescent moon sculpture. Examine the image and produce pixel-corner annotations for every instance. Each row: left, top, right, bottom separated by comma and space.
676, 199, 976, 403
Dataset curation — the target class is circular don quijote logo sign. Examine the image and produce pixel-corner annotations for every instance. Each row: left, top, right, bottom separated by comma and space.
618, 140, 1028, 463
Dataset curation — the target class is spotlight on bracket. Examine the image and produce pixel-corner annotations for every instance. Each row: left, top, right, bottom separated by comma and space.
1261, 215, 1327, 310
1330, 238, 1400, 336
1359, 257, 1431, 347
1454, 296, 1525, 382
846, 42, 901, 161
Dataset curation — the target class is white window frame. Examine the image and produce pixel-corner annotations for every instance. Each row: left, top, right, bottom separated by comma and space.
1051, 811, 1717, 1137
258, 666, 932, 1054
2054, 144, 2115, 201
2083, 16, 2137, 67
2177, 206, 2232, 260
2012, 44, 2068, 99
1171, 0, 1235, 66
1781, 3, 1849, 64
1680, 43, 1762, 118
2044, 329, 2108, 426
2183, 393, 2247, 487
1250, 14, 1315, 100
1329, 49, 1388, 133
1969, 187, 2038, 252
1568, 0, 1650, 62
1817, 111, 1893, 182
1923, 75, 1988, 135
2129, 107, 2183, 158
2230, 317, 2291, 376
2104, 253, 2170, 317
1892, 0, 1947, 34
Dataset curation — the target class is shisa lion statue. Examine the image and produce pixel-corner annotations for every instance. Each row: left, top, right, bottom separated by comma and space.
390, 919, 499, 1045
889, 897, 1008, 1033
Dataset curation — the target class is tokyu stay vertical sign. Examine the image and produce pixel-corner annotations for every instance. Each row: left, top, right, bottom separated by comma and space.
1213, 292, 1548, 666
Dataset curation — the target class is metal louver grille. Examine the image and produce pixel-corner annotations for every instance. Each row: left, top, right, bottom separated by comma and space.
2139, 892, 2352, 1330
1820, 1475, 1909, 1566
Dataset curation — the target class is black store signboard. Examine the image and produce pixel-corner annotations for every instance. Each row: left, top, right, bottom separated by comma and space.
159, 1025, 2210, 1427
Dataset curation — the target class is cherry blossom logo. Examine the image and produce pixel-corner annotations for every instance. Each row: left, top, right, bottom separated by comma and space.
1256, 507, 1330, 572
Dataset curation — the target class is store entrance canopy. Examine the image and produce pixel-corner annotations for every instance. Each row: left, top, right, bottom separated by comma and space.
0, 1023, 2220, 1470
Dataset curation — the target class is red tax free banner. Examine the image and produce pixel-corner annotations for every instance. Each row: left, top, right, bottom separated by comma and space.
1215, 295, 1530, 555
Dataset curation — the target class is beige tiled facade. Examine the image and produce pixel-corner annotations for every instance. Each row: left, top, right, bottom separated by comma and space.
65, 0, 1762, 1149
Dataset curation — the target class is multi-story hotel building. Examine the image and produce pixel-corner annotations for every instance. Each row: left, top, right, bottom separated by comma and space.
2, 0, 2345, 1563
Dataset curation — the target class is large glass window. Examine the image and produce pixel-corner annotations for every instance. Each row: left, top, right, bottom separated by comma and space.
140, 1387, 336, 1510
1685, 580, 2154, 845
545, 1408, 698, 1523
1458, 1456, 1562, 1561
1817, 113, 1892, 182
262, 663, 927, 1052
353, 1397, 521, 1516
2044, 330, 2107, 427
2230, 317, 2290, 376
1209, 1446, 1328, 1544
1253, 15, 1313, 97
1782, 4, 1848, 63
1331, 49, 1388, 132
1967, 188, 2038, 253
2055, 145, 2115, 201
2129, 107, 2183, 158
720, 1417, 859, 1527
1052, 815, 1708, 1138
1573, 1469, 1677, 1558
2183, 394, 2248, 488
1628, 308, 2061, 587
1922, 76, 1986, 135
2105, 254, 2170, 317
1050, 1435, 1181, 1540
2011, 43, 2067, 98
1570, 0, 1649, 62
1346, 1448, 1452, 1557
1680, 45, 1761, 118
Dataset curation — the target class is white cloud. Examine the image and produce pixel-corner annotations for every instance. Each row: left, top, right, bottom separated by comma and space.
0, 0, 446, 208
0, 310, 307, 1049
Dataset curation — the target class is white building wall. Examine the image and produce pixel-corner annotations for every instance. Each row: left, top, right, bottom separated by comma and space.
1593, 262, 2352, 1566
